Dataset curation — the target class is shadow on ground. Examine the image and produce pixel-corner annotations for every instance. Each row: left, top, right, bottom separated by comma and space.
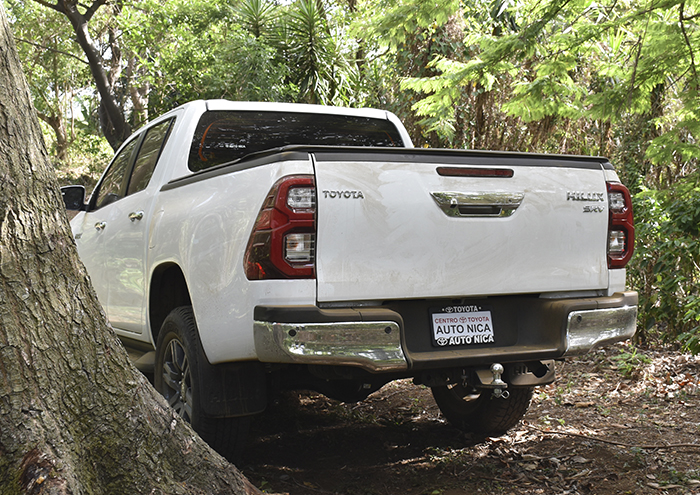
242, 345, 700, 495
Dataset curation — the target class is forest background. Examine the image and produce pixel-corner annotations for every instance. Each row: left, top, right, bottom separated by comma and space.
7, 0, 700, 356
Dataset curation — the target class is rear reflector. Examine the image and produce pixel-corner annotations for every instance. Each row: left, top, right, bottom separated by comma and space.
607, 182, 634, 269
437, 167, 514, 178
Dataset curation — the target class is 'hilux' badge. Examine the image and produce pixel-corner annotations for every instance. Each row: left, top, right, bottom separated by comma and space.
567, 191, 604, 201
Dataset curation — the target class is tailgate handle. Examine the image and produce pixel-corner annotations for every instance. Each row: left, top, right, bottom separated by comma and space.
431, 192, 524, 218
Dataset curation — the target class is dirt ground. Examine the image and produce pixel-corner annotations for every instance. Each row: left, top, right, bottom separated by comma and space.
241, 344, 700, 495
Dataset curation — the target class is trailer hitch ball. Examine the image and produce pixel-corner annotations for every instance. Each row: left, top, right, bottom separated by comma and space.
490, 363, 509, 399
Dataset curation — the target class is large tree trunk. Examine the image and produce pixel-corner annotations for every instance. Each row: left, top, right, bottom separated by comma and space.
0, 7, 261, 494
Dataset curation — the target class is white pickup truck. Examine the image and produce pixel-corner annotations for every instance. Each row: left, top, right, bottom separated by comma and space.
62, 100, 638, 459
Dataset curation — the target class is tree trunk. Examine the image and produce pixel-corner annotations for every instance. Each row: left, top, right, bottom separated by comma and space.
37, 110, 69, 161
0, 6, 261, 494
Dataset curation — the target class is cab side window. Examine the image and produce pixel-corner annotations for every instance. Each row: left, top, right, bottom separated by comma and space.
94, 139, 139, 209
127, 119, 173, 195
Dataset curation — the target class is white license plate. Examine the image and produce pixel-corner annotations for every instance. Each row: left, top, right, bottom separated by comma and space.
431, 307, 495, 347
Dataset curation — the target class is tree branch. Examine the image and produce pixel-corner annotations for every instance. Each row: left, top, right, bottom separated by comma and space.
31, 0, 62, 13
527, 424, 700, 450
680, 11, 700, 21
50, 0, 131, 149
84, 0, 108, 22
679, 1, 699, 87
14, 36, 89, 64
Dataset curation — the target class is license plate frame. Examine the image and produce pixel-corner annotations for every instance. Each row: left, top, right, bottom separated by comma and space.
430, 304, 495, 348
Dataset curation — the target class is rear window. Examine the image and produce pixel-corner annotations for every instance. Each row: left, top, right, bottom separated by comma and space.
188, 110, 404, 172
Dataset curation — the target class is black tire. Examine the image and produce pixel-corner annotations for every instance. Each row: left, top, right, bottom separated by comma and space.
431, 383, 533, 435
154, 306, 249, 461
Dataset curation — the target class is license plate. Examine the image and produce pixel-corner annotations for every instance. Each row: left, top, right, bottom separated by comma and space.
431, 305, 495, 347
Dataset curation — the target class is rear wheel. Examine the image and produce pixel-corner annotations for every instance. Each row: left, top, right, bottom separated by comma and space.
155, 306, 249, 461
431, 383, 533, 435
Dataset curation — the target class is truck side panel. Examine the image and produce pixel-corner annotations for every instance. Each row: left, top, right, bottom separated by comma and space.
149, 158, 317, 364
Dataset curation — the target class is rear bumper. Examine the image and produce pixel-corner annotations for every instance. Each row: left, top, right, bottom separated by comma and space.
253, 291, 638, 373
253, 307, 407, 372
563, 302, 638, 356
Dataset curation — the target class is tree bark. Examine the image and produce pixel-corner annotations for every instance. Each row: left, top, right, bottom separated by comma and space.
0, 6, 261, 494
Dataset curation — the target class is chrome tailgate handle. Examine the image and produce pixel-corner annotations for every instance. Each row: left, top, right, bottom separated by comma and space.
431, 192, 524, 217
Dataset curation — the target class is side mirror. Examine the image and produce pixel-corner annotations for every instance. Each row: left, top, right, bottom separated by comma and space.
61, 185, 86, 211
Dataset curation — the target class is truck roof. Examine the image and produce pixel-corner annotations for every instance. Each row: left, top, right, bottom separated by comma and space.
164, 99, 395, 122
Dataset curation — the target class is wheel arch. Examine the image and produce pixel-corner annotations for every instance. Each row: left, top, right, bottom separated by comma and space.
149, 262, 192, 346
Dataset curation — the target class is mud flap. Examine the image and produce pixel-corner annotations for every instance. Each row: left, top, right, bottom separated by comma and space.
198, 360, 267, 418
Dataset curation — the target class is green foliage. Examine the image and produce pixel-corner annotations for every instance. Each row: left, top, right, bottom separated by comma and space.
401, 0, 700, 157
611, 347, 652, 378
54, 133, 113, 189
120, 0, 291, 113
285, 0, 345, 104
354, 0, 460, 52
236, 0, 279, 40
353, 0, 474, 146
394, 0, 700, 350
7, 0, 96, 161
629, 183, 700, 351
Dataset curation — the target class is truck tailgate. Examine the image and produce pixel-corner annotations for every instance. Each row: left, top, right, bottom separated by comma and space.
313, 150, 611, 303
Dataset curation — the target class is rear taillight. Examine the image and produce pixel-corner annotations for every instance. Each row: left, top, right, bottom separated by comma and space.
607, 182, 634, 269
244, 175, 316, 279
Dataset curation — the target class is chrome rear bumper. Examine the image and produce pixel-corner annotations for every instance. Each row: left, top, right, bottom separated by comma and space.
253, 291, 638, 372
254, 320, 408, 372
563, 304, 638, 356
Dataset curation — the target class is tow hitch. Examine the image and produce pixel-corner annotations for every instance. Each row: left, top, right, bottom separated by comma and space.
489, 363, 509, 399
469, 363, 510, 399
417, 361, 555, 392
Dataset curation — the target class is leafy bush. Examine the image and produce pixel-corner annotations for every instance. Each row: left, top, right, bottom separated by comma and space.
53, 132, 112, 190
628, 182, 700, 352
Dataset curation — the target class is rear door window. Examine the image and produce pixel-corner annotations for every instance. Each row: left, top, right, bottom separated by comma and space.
127, 119, 174, 195
189, 111, 404, 172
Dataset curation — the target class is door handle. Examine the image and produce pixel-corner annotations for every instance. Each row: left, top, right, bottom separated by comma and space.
430, 192, 524, 217
95, 221, 106, 231
129, 211, 144, 222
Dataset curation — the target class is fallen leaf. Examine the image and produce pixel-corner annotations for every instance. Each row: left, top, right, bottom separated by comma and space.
566, 469, 591, 480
